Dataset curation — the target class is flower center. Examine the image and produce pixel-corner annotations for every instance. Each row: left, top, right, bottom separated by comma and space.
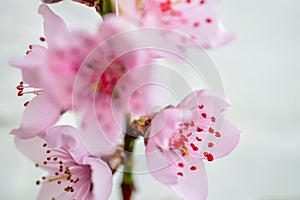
89, 62, 126, 97
35, 143, 91, 198
169, 104, 221, 161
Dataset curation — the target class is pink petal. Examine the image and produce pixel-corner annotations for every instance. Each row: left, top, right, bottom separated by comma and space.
42, 125, 90, 162
115, 63, 171, 117
210, 117, 241, 159
10, 93, 61, 139
177, 89, 230, 115
79, 100, 125, 156
10, 45, 47, 69
14, 136, 47, 165
146, 140, 178, 185
10, 45, 48, 88
82, 157, 113, 200
38, 4, 69, 48
36, 177, 77, 200
169, 156, 208, 200
162, 1, 234, 49
181, 9, 233, 49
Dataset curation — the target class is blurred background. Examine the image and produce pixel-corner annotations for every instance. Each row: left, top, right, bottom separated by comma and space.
1, 0, 299, 199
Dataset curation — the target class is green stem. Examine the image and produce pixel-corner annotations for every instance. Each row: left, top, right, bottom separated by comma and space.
121, 123, 138, 200
95, 0, 113, 16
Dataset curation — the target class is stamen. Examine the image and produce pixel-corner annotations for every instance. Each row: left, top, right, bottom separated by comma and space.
16, 81, 43, 106
40, 37, 46, 42
208, 142, 214, 148
190, 143, 198, 151
48, 174, 71, 182
215, 131, 221, 137
177, 172, 183, 176
196, 127, 203, 132
180, 146, 190, 156
23, 101, 30, 107
178, 163, 184, 168
205, 153, 214, 161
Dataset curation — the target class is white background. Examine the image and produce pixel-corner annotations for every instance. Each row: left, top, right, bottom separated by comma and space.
0, 0, 299, 199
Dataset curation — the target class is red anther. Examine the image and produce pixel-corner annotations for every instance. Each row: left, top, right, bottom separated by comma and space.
208, 127, 214, 133
179, 129, 183, 134
211, 116, 216, 122
198, 105, 204, 109
193, 22, 200, 27
200, 0, 205, 4
29, 45, 33, 49
190, 166, 197, 170
26, 50, 31, 55
206, 18, 212, 23
190, 143, 198, 151
196, 137, 202, 141
197, 127, 203, 132
18, 91, 23, 96
184, 122, 190, 127
215, 132, 221, 137
186, 0, 191, 3
24, 101, 30, 107
205, 153, 214, 161
177, 172, 183, 176
186, 132, 192, 137
208, 142, 214, 148
178, 163, 184, 168
190, 121, 195, 127
40, 37, 46, 42
180, 135, 189, 142
16, 85, 24, 91
201, 113, 207, 118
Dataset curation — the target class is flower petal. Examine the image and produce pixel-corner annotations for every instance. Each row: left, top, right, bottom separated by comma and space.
36, 178, 77, 200
82, 156, 113, 200
14, 136, 46, 165
169, 156, 208, 200
79, 100, 125, 156
38, 4, 69, 48
177, 89, 230, 115
42, 125, 90, 162
146, 140, 178, 185
210, 117, 241, 159
10, 45, 48, 88
10, 93, 61, 139
169, 5, 234, 49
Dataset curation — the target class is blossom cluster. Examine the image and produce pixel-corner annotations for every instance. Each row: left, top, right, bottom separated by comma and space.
10, 1, 240, 200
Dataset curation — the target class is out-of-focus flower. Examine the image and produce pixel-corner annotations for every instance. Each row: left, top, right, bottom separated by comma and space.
15, 125, 112, 200
118, 0, 234, 49
146, 89, 241, 200
10, 4, 99, 138
10, 5, 160, 155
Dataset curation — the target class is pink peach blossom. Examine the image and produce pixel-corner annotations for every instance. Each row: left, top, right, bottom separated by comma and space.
10, 5, 158, 155
118, 0, 234, 49
15, 125, 112, 200
10, 4, 99, 138
146, 90, 241, 200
